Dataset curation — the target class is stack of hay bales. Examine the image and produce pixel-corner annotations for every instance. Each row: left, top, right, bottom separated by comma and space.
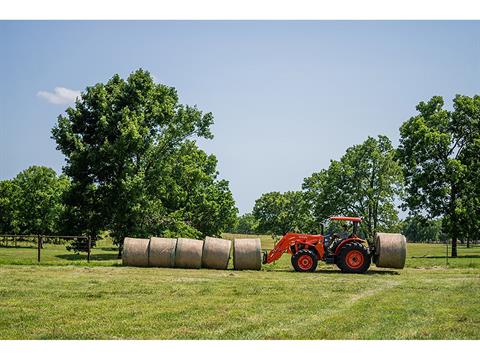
175, 238, 204, 269
233, 238, 262, 270
122, 237, 150, 267
122, 236, 263, 271
374, 233, 407, 269
202, 236, 231, 270
149, 237, 177, 268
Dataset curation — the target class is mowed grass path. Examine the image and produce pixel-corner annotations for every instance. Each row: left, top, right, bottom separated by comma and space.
0, 237, 479, 339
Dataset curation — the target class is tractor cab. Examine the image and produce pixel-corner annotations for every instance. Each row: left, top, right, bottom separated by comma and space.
321, 216, 362, 236
321, 216, 363, 254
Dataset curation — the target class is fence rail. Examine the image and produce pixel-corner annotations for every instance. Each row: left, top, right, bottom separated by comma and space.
0, 234, 92, 262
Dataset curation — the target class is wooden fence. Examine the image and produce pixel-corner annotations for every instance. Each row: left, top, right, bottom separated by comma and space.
0, 234, 92, 262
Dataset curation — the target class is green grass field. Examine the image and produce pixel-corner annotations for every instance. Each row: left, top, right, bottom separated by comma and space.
0, 235, 479, 339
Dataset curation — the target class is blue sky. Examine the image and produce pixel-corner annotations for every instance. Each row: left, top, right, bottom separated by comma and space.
0, 21, 479, 214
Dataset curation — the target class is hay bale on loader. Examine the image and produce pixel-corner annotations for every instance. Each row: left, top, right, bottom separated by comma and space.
202, 236, 231, 269
374, 233, 407, 269
149, 237, 177, 268
233, 238, 262, 270
175, 238, 204, 269
122, 237, 150, 267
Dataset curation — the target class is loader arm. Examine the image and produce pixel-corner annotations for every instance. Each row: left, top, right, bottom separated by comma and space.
263, 234, 295, 264
263, 233, 324, 264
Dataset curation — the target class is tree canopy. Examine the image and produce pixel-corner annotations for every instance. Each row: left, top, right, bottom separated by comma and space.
397, 95, 480, 256
401, 216, 444, 243
0, 166, 69, 235
303, 135, 403, 239
253, 191, 312, 236
51, 69, 237, 249
232, 213, 259, 234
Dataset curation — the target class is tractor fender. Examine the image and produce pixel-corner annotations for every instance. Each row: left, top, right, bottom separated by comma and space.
292, 244, 319, 257
334, 238, 369, 256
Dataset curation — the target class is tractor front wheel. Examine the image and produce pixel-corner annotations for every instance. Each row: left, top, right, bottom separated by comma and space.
292, 249, 318, 272
337, 242, 371, 274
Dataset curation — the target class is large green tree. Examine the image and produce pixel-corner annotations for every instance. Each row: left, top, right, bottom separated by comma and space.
147, 140, 237, 238
0, 166, 69, 235
253, 191, 312, 235
303, 135, 403, 239
397, 95, 480, 257
0, 179, 17, 234
52, 69, 236, 252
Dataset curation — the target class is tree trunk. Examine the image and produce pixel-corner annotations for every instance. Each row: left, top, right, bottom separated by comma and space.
467, 238, 470, 248
451, 215, 458, 258
452, 237, 458, 257
450, 183, 458, 258
367, 202, 373, 238
117, 244, 123, 259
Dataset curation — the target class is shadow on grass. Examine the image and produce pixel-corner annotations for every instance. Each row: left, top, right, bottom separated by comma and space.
55, 253, 119, 261
99, 247, 118, 251
412, 255, 480, 259
264, 268, 400, 275
0, 245, 37, 249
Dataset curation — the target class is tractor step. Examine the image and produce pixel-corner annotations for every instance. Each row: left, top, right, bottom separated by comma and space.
325, 256, 336, 264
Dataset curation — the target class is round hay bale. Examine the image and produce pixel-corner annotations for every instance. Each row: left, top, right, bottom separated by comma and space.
202, 236, 231, 270
233, 238, 262, 270
149, 237, 177, 268
374, 233, 407, 269
175, 238, 203, 269
122, 237, 150, 267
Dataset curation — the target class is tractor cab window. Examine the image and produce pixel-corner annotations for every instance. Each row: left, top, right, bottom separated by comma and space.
339, 224, 350, 239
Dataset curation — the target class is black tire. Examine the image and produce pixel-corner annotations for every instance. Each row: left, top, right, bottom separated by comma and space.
291, 249, 318, 272
336, 242, 371, 274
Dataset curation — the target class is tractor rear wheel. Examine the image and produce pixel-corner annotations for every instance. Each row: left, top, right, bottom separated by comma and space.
292, 249, 318, 272
337, 242, 371, 274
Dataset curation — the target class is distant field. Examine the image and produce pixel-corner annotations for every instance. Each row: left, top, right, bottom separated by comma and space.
0, 235, 479, 339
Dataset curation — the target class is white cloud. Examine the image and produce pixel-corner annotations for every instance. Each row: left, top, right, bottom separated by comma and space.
37, 87, 81, 104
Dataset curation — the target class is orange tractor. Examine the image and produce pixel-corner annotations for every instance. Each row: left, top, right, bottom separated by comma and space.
262, 216, 372, 273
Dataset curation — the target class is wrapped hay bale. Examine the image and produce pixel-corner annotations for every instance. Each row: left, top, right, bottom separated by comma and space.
149, 237, 177, 268
233, 238, 262, 270
202, 236, 231, 270
374, 233, 407, 269
122, 237, 150, 267
175, 238, 204, 269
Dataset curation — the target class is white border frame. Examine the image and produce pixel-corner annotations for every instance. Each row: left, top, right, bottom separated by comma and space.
0, 0, 479, 20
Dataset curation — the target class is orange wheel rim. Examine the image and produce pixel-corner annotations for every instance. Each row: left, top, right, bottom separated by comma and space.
298, 254, 313, 270
345, 250, 364, 269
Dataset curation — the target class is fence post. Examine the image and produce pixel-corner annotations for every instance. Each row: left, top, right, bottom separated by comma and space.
37, 235, 42, 263
445, 238, 449, 267
87, 236, 91, 263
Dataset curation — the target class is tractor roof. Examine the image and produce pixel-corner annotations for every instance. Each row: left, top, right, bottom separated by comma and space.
329, 216, 362, 222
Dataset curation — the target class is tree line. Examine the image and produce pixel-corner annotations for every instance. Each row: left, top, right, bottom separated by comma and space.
231, 95, 480, 257
0, 69, 478, 257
